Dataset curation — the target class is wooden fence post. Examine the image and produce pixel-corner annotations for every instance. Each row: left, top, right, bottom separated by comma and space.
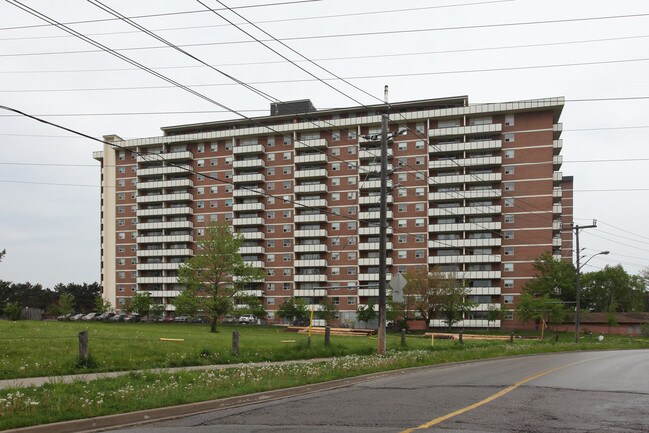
232, 331, 239, 355
78, 330, 89, 363
324, 326, 331, 347
401, 329, 407, 347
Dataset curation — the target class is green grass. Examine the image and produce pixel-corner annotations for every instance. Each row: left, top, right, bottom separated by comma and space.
0, 320, 647, 430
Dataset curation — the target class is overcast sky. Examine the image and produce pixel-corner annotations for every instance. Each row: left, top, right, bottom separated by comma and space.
1, 0, 648, 289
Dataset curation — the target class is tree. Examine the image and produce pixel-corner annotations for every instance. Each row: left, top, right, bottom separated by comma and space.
129, 292, 152, 317
316, 296, 338, 324
523, 253, 576, 301
150, 303, 165, 321
3, 302, 22, 320
178, 224, 264, 332
173, 288, 201, 317
404, 267, 475, 329
235, 294, 267, 319
59, 293, 75, 316
94, 296, 112, 314
0, 249, 5, 262
516, 293, 564, 328
54, 282, 101, 313
581, 265, 645, 312
277, 297, 309, 325
486, 304, 504, 330
356, 303, 377, 328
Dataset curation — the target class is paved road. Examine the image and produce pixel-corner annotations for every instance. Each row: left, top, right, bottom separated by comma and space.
107, 350, 649, 433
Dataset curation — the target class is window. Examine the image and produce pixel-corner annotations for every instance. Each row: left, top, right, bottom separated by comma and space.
504, 133, 515, 142
347, 207, 356, 215
332, 131, 340, 141
347, 221, 356, 230
283, 181, 291, 190
398, 251, 407, 259
347, 297, 356, 305
504, 263, 514, 272
504, 198, 515, 207
283, 224, 291, 233
398, 173, 407, 182
332, 207, 341, 215
267, 167, 275, 176
504, 182, 515, 192
415, 188, 425, 196
504, 214, 515, 224
415, 250, 425, 259
415, 157, 425, 166
398, 142, 407, 151
504, 166, 515, 175
504, 247, 514, 256
332, 222, 340, 231
398, 220, 407, 228
415, 203, 425, 212
347, 267, 356, 275
267, 153, 275, 161
267, 138, 275, 147
504, 230, 514, 240
347, 192, 356, 200
332, 163, 340, 171
267, 211, 275, 219
283, 239, 291, 247
267, 269, 275, 276
283, 254, 291, 262
283, 152, 291, 160
283, 166, 292, 175
415, 234, 424, 243
197, 187, 204, 195
197, 159, 204, 167
415, 140, 425, 149
415, 123, 425, 134
348, 146, 356, 154
283, 210, 291, 218
332, 267, 340, 276
266, 297, 275, 306
505, 149, 515, 159
415, 218, 425, 227
398, 204, 407, 213
210, 158, 217, 166
283, 136, 292, 146
332, 192, 340, 201
283, 283, 291, 291
267, 182, 275, 191
332, 178, 341, 186
504, 279, 514, 288
347, 176, 356, 185
332, 252, 340, 261
331, 148, 341, 156
348, 130, 357, 140
505, 114, 515, 126
398, 235, 407, 243
347, 252, 356, 260
210, 143, 218, 152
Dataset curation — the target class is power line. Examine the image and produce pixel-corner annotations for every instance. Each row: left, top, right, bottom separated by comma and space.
597, 220, 649, 242
2, 33, 647, 74
4, 57, 648, 92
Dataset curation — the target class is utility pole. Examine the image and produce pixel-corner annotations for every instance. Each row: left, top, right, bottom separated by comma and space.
573, 220, 597, 343
377, 85, 389, 355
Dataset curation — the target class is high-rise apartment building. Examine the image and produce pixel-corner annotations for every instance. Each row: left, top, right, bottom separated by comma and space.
94, 95, 572, 328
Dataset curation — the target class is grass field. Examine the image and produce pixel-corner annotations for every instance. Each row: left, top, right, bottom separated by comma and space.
1, 320, 647, 430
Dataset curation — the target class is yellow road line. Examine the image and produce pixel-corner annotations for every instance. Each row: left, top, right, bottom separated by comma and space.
400, 359, 590, 433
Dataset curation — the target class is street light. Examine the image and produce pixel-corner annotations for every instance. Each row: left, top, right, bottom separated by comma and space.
575, 250, 609, 342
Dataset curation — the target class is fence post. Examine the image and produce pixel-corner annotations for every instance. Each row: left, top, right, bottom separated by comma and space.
510, 332, 514, 344
232, 331, 239, 355
401, 329, 407, 347
78, 330, 89, 363
324, 326, 331, 347
458, 331, 463, 345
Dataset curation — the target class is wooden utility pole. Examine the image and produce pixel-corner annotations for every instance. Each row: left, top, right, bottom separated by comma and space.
377, 85, 389, 354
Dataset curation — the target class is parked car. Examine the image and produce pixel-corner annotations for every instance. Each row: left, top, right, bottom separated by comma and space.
125, 314, 140, 322
95, 312, 115, 321
238, 314, 257, 325
109, 313, 126, 322
174, 315, 189, 323
70, 313, 84, 321
223, 314, 237, 324
82, 312, 98, 321
57, 313, 72, 321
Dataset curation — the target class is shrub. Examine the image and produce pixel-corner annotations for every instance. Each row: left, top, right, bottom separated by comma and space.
641, 324, 649, 338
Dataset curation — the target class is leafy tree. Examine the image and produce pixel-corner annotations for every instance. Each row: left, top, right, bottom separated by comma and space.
581, 265, 645, 312
0, 249, 5, 262
3, 302, 22, 320
516, 293, 564, 327
173, 288, 201, 318
54, 282, 101, 313
356, 302, 377, 328
277, 297, 309, 325
235, 294, 267, 319
316, 296, 338, 324
178, 224, 264, 332
150, 303, 165, 320
129, 292, 152, 317
486, 304, 504, 330
59, 293, 75, 316
94, 296, 112, 314
523, 253, 576, 301
404, 267, 475, 329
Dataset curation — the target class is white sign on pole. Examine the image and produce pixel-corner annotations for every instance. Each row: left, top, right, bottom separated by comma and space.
389, 273, 407, 303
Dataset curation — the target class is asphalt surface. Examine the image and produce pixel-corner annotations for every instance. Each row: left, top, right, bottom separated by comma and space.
102, 350, 649, 433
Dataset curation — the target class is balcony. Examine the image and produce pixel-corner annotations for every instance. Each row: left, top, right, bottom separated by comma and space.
295, 183, 327, 194
359, 210, 393, 220
137, 164, 192, 177
136, 220, 193, 231
359, 163, 392, 175
359, 257, 393, 266
233, 202, 264, 212
233, 173, 265, 184
136, 192, 192, 204
429, 319, 499, 328
360, 179, 393, 190
294, 198, 328, 209
553, 204, 562, 214
233, 158, 265, 170
467, 286, 501, 296
233, 144, 264, 155
431, 172, 501, 185
137, 178, 193, 190
428, 205, 501, 217
553, 155, 563, 169
553, 123, 563, 139
358, 288, 378, 297
232, 217, 265, 227
136, 262, 182, 271
456, 271, 501, 279
233, 187, 264, 198
294, 274, 327, 282
239, 231, 265, 240
428, 254, 501, 265
294, 288, 328, 297
429, 123, 502, 138
137, 206, 193, 217
553, 220, 562, 230
137, 151, 192, 163
358, 273, 392, 281
136, 234, 193, 244
552, 237, 562, 247
294, 213, 327, 224
429, 156, 501, 170
428, 189, 502, 201
359, 149, 388, 160
136, 276, 178, 284
429, 140, 501, 154
553, 188, 562, 198
136, 248, 193, 257
359, 226, 393, 236
294, 229, 327, 238
294, 153, 327, 165
359, 195, 392, 205
428, 222, 502, 232
294, 138, 327, 150
294, 168, 328, 179
242, 260, 265, 268
359, 242, 393, 251
294, 243, 327, 253
429, 238, 501, 248
238, 246, 265, 255
553, 139, 563, 154
294, 259, 328, 267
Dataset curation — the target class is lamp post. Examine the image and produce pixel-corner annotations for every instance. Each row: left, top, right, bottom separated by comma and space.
575, 250, 609, 342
